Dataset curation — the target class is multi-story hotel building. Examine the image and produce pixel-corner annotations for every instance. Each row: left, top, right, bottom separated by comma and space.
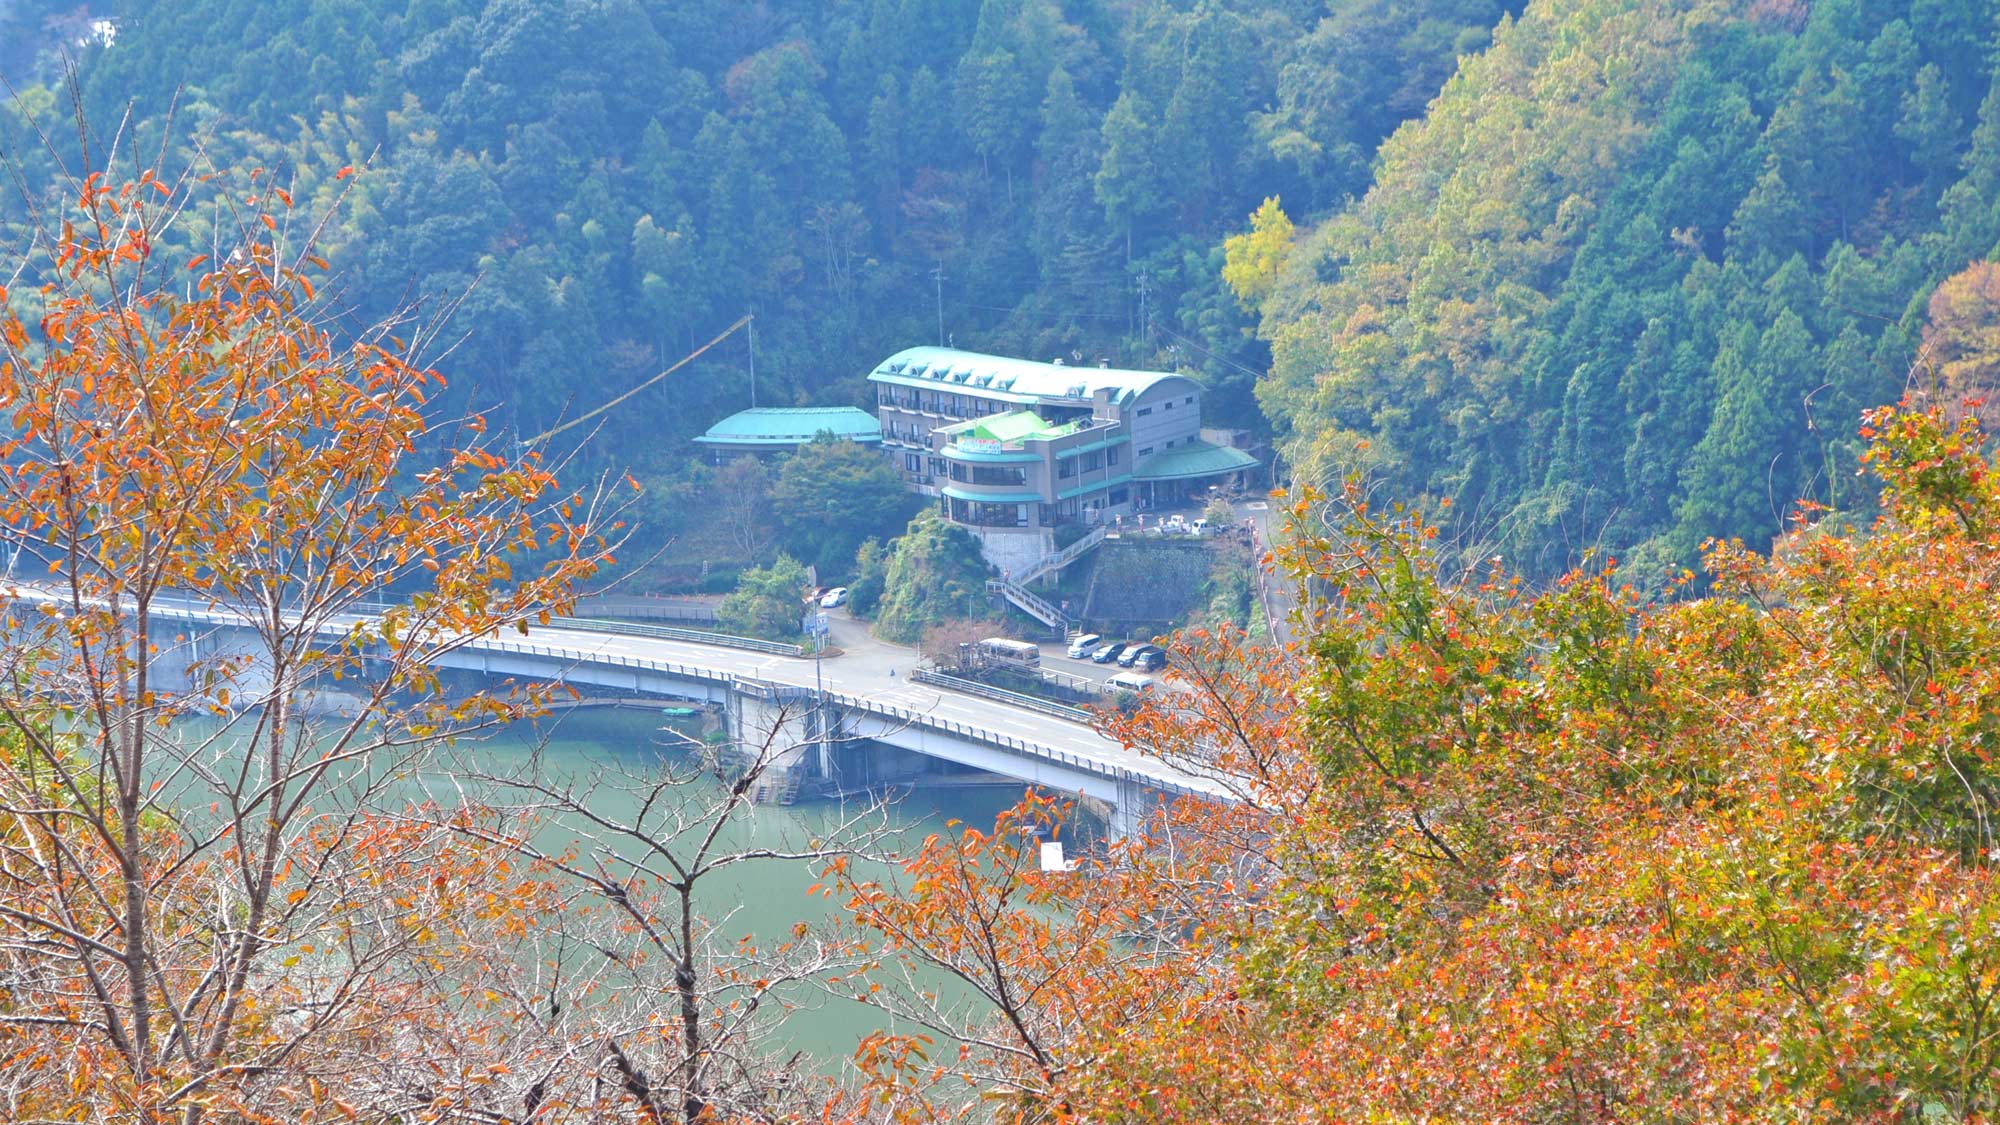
869, 347, 1256, 568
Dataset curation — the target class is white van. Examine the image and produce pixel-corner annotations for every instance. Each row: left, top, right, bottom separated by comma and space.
1105, 672, 1155, 693
1066, 633, 1103, 659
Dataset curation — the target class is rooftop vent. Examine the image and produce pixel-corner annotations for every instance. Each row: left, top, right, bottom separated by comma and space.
1052, 357, 1065, 366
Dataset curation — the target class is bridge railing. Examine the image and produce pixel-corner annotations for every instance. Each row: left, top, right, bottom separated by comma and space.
908, 670, 1094, 725
546, 617, 804, 657
123, 590, 805, 658
571, 595, 719, 623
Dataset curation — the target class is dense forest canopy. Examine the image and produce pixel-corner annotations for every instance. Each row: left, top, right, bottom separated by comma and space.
4, 0, 2000, 577
0, 0, 1513, 477
1259, 0, 2000, 578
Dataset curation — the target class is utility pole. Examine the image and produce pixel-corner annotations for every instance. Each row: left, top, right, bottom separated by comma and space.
932, 263, 945, 346
747, 308, 757, 408
1137, 272, 1152, 344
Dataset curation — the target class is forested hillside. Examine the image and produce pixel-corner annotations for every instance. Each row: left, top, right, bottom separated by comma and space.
0, 0, 1510, 472
1259, 0, 2000, 578
8, 0, 2000, 579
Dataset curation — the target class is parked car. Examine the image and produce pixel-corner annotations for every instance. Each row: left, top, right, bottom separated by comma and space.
1105, 671, 1155, 693
1117, 643, 1156, 668
818, 586, 848, 608
1090, 641, 1130, 665
1188, 519, 1208, 537
1066, 633, 1103, 659
1133, 648, 1169, 672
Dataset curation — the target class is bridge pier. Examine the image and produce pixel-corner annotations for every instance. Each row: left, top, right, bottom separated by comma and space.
1109, 778, 1160, 841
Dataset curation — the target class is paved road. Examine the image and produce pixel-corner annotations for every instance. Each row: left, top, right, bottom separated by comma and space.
1238, 497, 1300, 647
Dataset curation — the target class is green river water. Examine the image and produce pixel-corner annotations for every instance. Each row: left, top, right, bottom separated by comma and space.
409, 704, 1027, 1067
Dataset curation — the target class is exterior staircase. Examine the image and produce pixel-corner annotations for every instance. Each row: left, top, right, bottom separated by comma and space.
989, 527, 1109, 633
1012, 526, 1107, 585
987, 578, 1070, 631
744, 757, 806, 805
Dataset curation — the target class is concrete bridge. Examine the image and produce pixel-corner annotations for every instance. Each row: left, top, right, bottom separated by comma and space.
29, 590, 1231, 838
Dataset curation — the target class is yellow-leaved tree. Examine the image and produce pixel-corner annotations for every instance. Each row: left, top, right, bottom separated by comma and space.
1220, 195, 1294, 315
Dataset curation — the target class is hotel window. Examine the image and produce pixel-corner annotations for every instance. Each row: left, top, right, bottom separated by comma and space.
1059, 460, 1076, 479
1137, 406, 1153, 417
904, 453, 921, 472
1184, 395, 1194, 405
1163, 401, 1173, 410
1138, 446, 1154, 457
1106, 445, 1120, 466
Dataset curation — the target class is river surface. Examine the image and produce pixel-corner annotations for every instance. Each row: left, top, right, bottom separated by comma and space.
162, 702, 1031, 1067
431, 704, 1028, 1067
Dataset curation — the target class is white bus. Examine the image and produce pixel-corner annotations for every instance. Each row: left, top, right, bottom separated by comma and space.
976, 637, 1042, 671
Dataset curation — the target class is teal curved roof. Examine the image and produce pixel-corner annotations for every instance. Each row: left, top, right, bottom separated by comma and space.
1057, 474, 1132, 500
695, 406, 882, 447
941, 445, 1042, 465
1133, 440, 1258, 481
941, 483, 1042, 503
867, 347, 1195, 406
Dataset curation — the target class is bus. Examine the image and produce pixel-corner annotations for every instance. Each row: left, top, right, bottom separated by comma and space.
975, 637, 1042, 671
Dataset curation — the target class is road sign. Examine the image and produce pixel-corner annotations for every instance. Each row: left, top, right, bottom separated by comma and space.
803, 613, 830, 638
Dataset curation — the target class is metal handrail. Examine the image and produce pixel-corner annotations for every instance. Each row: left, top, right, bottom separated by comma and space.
571, 595, 719, 623
986, 579, 1068, 630
550, 616, 804, 657
908, 670, 1094, 724
1015, 525, 1108, 585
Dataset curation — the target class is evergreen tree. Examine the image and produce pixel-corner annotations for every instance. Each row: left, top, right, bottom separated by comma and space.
874, 512, 994, 645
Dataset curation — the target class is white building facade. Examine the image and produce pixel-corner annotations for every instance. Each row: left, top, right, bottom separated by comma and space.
868, 347, 1256, 570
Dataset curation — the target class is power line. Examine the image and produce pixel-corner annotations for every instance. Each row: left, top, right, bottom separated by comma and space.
1155, 323, 1267, 382
524, 314, 752, 448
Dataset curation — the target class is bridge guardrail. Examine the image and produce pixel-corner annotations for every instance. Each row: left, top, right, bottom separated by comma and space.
572, 595, 719, 623
548, 617, 804, 658
908, 670, 1094, 725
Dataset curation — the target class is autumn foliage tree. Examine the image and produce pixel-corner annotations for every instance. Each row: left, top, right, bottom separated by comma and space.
842, 399, 2000, 1123
0, 169, 621, 1122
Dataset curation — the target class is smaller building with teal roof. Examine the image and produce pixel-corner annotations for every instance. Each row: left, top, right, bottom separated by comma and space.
693, 406, 882, 462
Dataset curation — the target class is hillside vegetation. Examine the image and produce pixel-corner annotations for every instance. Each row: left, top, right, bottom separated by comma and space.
0, 0, 1510, 469
9, 1, 1980, 577
1260, 0, 2000, 577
